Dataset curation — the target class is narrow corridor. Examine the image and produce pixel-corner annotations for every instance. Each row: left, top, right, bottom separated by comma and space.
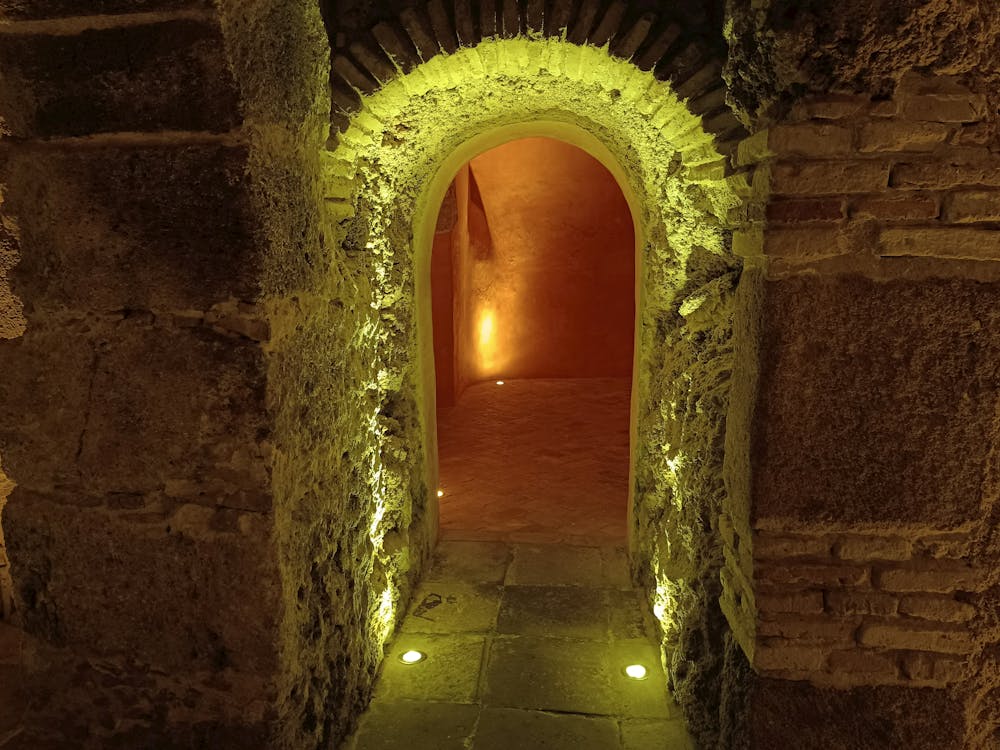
343, 541, 693, 749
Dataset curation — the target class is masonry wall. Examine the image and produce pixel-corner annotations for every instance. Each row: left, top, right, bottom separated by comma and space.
0, 2, 299, 745
731, 74, 1000, 748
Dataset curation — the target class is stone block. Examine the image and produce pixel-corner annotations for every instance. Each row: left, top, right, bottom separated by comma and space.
876, 564, 985, 594
787, 95, 869, 121
3, 496, 279, 673
770, 161, 890, 195
898, 594, 976, 623
902, 93, 988, 123
858, 622, 971, 654
901, 652, 967, 684
850, 195, 939, 221
757, 562, 868, 587
835, 535, 912, 562
77, 320, 269, 497
944, 190, 1000, 223
0, 326, 93, 489
766, 198, 845, 224
892, 160, 1000, 189
768, 123, 853, 157
753, 532, 832, 559
0, 19, 240, 137
754, 642, 828, 671
748, 679, 965, 749
858, 122, 952, 153
757, 616, 858, 644
752, 275, 1000, 526
756, 589, 824, 615
0, 0, 209, 19
2, 143, 260, 313
826, 649, 898, 679
880, 228, 1000, 260
825, 590, 898, 617
763, 227, 846, 259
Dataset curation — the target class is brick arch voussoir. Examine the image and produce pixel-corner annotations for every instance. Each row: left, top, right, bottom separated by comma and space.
327, 0, 744, 155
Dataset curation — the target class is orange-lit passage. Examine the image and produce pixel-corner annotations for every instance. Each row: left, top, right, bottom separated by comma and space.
432, 137, 635, 542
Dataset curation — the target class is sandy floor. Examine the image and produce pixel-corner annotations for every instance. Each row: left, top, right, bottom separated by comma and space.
436, 378, 631, 545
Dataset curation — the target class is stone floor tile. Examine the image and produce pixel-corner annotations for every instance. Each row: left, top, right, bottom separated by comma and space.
374, 634, 487, 704
401, 582, 502, 634
620, 718, 695, 749
483, 635, 618, 715
600, 545, 633, 589
607, 588, 652, 640
608, 639, 674, 720
425, 541, 512, 585
347, 701, 480, 750
472, 707, 621, 750
497, 585, 609, 640
506, 543, 604, 587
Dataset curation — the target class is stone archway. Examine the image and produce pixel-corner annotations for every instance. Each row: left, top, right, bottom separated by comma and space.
265, 32, 757, 747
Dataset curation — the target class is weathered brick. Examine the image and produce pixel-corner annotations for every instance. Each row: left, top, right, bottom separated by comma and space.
912, 533, 972, 560
767, 199, 845, 224
892, 161, 1000, 189
825, 590, 898, 617
770, 161, 890, 195
755, 642, 829, 672
758, 562, 868, 587
851, 195, 939, 221
898, 595, 976, 623
859, 622, 971, 654
902, 652, 968, 684
902, 93, 988, 123
769, 123, 853, 157
835, 536, 912, 562
876, 564, 985, 594
757, 589, 825, 615
754, 532, 833, 559
757, 616, 858, 643
764, 227, 846, 258
944, 191, 1000, 223
827, 649, 898, 678
787, 95, 869, 121
858, 121, 952, 153
880, 228, 1000, 260
0, 19, 240, 137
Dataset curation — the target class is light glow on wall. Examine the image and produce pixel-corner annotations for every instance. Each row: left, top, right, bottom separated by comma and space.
477, 308, 497, 373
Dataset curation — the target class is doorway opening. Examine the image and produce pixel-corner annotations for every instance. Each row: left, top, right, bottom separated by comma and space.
429, 137, 637, 545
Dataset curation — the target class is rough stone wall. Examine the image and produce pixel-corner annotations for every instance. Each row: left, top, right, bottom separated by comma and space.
0, 2, 287, 745
735, 74, 1000, 747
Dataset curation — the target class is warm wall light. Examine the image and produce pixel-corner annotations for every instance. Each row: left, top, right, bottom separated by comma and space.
495, 380, 505, 385
399, 650, 426, 664
436, 489, 444, 497
623, 664, 648, 680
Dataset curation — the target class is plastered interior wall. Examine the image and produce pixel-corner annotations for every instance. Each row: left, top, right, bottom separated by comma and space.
443, 137, 635, 386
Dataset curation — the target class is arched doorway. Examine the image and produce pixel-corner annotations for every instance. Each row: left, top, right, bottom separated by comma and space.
429, 136, 636, 545
271, 35, 752, 749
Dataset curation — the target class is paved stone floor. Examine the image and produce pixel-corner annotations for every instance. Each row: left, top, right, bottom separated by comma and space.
437, 378, 631, 545
343, 541, 693, 750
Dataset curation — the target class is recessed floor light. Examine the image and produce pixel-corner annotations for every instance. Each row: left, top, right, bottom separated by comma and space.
623, 664, 648, 680
399, 650, 426, 664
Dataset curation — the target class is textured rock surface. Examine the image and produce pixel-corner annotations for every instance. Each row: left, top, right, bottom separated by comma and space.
725, 0, 1000, 125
